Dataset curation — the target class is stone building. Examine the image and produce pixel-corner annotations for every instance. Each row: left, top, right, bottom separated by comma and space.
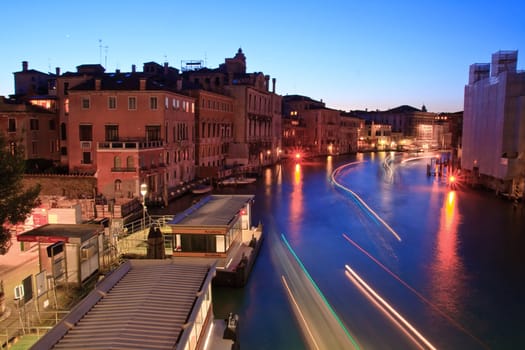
0, 97, 59, 164
185, 89, 235, 179
353, 105, 454, 151
282, 95, 360, 157
462, 50, 525, 198
183, 49, 282, 170
65, 64, 195, 206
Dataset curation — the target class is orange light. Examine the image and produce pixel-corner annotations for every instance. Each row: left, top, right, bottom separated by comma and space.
449, 175, 456, 183
295, 153, 301, 159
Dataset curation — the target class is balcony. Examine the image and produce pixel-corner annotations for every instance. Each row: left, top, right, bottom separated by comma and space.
98, 139, 165, 150
111, 167, 137, 172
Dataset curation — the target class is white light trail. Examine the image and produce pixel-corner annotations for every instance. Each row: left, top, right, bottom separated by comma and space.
282, 275, 321, 350
331, 162, 402, 241
345, 264, 437, 350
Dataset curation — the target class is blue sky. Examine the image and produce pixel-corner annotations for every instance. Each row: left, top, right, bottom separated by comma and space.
1, 1, 523, 112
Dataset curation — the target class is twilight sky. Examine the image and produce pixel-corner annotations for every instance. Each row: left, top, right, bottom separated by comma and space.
1, 0, 523, 113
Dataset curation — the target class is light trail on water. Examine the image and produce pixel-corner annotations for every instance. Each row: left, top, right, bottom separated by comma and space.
345, 264, 437, 350
274, 233, 361, 350
331, 162, 402, 241
342, 233, 490, 349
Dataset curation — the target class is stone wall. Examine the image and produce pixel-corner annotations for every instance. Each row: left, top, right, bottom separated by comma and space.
23, 174, 97, 199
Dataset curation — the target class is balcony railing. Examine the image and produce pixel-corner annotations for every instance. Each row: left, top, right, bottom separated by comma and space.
111, 167, 137, 172
98, 139, 165, 150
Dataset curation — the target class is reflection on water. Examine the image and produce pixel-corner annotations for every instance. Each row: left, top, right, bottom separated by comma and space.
431, 190, 464, 316
202, 153, 525, 349
288, 163, 304, 239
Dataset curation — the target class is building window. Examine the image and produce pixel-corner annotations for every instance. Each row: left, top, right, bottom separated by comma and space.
30, 119, 39, 130
32, 141, 38, 156
150, 96, 158, 110
126, 156, 134, 168
61, 123, 67, 140
105, 125, 119, 141
81, 97, 90, 109
165, 97, 169, 109
79, 124, 93, 141
82, 151, 92, 164
64, 98, 69, 114
8, 118, 16, 132
128, 96, 137, 110
108, 96, 117, 109
114, 156, 121, 169
115, 179, 122, 191
146, 125, 161, 141
49, 119, 56, 130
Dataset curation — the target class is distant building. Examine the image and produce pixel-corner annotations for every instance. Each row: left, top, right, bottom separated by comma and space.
339, 112, 362, 154
354, 105, 454, 151
282, 95, 360, 157
462, 50, 525, 198
0, 96, 59, 163
13, 61, 56, 99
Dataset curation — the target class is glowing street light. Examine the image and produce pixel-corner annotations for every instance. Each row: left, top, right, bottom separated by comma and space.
140, 183, 147, 232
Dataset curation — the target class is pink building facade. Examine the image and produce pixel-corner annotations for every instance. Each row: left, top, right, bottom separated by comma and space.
67, 72, 195, 205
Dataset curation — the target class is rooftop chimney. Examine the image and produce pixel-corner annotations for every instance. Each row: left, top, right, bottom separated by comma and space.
22, 61, 28, 71
140, 78, 147, 90
132, 64, 136, 73
272, 78, 276, 93
95, 78, 101, 91
56, 67, 61, 76
164, 62, 168, 75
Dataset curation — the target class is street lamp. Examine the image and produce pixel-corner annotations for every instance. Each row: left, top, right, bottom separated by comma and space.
140, 183, 147, 232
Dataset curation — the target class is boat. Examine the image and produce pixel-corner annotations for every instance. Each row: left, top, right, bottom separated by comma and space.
192, 184, 213, 194
219, 177, 257, 186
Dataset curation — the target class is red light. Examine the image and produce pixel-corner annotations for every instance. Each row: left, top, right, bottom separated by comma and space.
295, 153, 301, 159
449, 175, 456, 183
240, 209, 246, 215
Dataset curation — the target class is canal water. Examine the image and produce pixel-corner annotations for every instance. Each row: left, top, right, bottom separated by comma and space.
163, 152, 525, 349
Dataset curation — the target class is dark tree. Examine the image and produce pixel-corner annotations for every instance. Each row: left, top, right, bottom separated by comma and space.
0, 134, 41, 254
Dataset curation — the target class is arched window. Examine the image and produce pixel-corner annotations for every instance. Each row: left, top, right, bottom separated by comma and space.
126, 156, 134, 168
114, 156, 121, 169
115, 179, 122, 191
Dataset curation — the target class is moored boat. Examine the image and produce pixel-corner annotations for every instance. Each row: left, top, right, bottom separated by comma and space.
192, 184, 213, 194
219, 177, 257, 185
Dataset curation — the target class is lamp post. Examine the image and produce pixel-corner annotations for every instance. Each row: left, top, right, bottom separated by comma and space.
140, 183, 147, 232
